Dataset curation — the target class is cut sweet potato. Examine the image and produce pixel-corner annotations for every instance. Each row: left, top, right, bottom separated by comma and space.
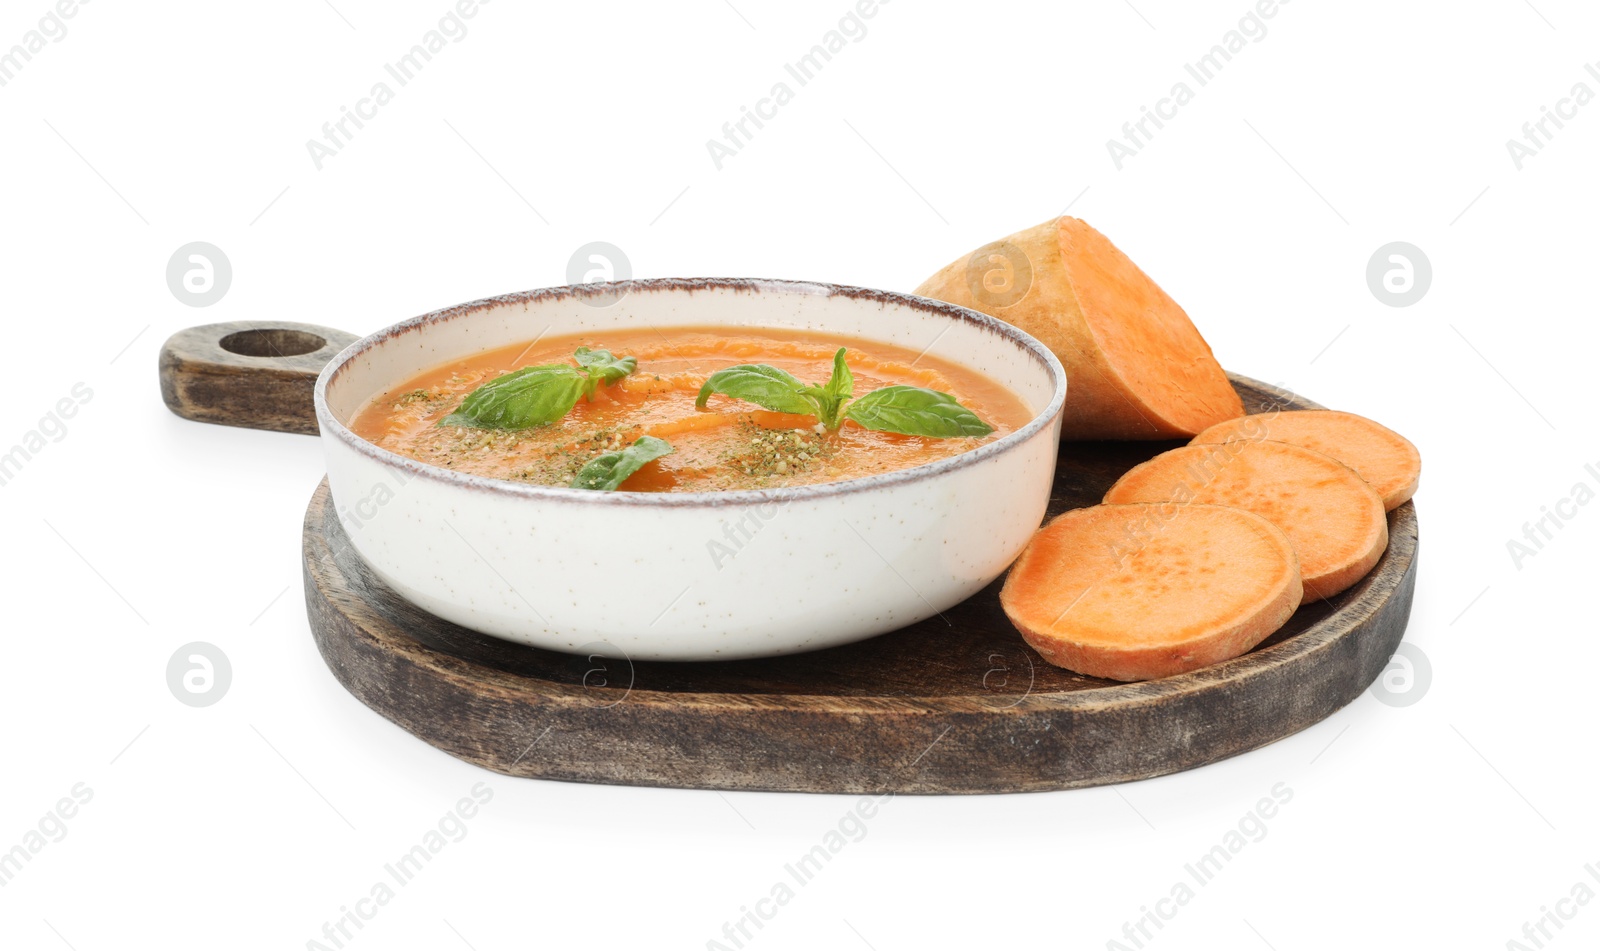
999, 503, 1302, 681
914, 216, 1244, 440
1190, 410, 1421, 511
1103, 441, 1387, 600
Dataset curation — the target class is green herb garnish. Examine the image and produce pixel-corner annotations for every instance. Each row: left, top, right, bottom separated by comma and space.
843, 386, 995, 438
573, 346, 637, 386
440, 347, 637, 430
394, 388, 434, 407
695, 347, 992, 438
692, 364, 819, 417
570, 435, 673, 491
817, 346, 854, 427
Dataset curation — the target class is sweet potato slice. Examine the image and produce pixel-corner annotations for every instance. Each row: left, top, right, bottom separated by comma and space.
999, 504, 1302, 681
1103, 441, 1388, 600
914, 216, 1244, 440
1190, 410, 1421, 511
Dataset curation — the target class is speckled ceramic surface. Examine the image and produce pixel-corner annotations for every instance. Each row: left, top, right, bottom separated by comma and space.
313, 279, 1066, 660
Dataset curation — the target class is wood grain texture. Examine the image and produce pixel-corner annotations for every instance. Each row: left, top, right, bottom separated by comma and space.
301, 375, 1419, 794
159, 321, 358, 435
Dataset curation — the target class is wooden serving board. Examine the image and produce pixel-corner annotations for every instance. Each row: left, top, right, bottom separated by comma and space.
302, 375, 1418, 794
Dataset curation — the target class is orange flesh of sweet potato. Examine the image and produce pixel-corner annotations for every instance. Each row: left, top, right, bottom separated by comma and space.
913, 217, 1244, 439
1103, 441, 1388, 600
999, 503, 1302, 682
1056, 217, 1245, 437
1190, 409, 1421, 511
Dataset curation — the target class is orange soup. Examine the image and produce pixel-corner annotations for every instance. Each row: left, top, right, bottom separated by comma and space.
350, 327, 1034, 492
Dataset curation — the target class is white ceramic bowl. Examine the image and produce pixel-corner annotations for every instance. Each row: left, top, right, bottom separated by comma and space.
314, 279, 1066, 660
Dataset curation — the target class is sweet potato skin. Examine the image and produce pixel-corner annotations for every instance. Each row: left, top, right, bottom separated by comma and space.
1103, 441, 1388, 601
914, 217, 1243, 440
1000, 503, 1302, 682
1191, 410, 1421, 511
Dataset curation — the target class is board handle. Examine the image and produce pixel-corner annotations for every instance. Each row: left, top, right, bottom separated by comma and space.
159, 321, 359, 436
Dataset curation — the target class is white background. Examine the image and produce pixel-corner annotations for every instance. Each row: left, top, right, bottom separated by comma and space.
1, 0, 1595, 948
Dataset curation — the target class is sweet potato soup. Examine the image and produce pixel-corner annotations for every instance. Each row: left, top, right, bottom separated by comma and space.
350, 328, 1034, 492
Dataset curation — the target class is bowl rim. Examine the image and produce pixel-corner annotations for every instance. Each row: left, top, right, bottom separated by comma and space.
314, 277, 1068, 508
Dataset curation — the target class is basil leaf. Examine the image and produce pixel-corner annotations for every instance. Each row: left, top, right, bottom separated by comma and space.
811, 347, 854, 428
575, 347, 637, 387
695, 364, 818, 415
843, 385, 994, 438
823, 348, 853, 403
439, 364, 589, 430
570, 436, 674, 491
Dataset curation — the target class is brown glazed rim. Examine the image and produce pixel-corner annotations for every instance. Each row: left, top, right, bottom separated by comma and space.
313, 278, 1068, 508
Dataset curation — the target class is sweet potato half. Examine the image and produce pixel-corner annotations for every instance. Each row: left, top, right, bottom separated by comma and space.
1104, 440, 1388, 601
915, 216, 1244, 440
1191, 409, 1421, 511
999, 503, 1302, 682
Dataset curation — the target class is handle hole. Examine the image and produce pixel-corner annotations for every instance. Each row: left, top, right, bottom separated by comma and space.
219, 329, 327, 358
